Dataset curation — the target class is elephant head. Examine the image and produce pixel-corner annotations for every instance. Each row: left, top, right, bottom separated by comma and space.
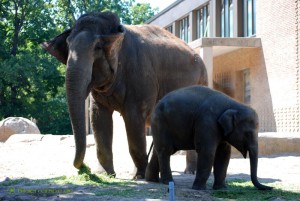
218, 108, 272, 190
41, 12, 125, 169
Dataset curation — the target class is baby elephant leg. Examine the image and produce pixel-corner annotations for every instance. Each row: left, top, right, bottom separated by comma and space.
145, 148, 159, 182
192, 149, 215, 190
157, 150, 173, 184
213, 142, 231, 190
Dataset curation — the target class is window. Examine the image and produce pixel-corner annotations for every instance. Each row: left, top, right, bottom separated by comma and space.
243, 69, 251, 104
179, 16, 190, 43
196, 4, 210, 38
220, 0, 233, 37
243, 0, 256, 36
166, 25, 173, 33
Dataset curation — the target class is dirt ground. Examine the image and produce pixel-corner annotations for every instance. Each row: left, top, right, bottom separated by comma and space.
1, 113, 300, 200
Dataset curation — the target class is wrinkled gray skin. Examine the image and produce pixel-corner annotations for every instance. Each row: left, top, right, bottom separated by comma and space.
42, 12, 207, 178
145, 86, 272, 190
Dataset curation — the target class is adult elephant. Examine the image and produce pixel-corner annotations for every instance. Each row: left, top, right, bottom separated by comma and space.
42, 12, 207, 178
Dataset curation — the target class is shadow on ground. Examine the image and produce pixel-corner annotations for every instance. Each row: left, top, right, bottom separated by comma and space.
1, 172, 299, 201
0, 174, 169, 201
172, 171, 300, 200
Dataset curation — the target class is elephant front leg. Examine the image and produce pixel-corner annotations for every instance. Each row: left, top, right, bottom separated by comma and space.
123, 111, 148, 179
91, 100, 115, 176
192, 148, 215, 190
213, 142, 231, 190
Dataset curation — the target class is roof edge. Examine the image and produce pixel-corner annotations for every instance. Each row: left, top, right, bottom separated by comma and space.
145, 0, 184, 24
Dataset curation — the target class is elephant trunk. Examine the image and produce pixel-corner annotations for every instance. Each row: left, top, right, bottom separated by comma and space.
66, 55, 93, 169
248, 145, 272, 190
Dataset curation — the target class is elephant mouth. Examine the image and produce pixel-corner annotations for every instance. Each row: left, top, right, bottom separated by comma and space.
93, 75, 118, 94
233, 144, 248, 159
94, 81, 113, 92
242, 149, 248, 159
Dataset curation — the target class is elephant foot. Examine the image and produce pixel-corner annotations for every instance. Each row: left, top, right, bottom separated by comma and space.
213, 183, 227, 190
133, 170, 145, 180
192, 179, 207, 190
184, 168, 196, 175
103, 168, 116, 178
192, 184, 207, 190
145, 177, 159, 183
107, 172, 116, 178
160, 177, 173, 185
133, 175, 143, 180
145, 170, 159, 183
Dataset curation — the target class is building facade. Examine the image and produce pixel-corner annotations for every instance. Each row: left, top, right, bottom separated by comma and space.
147, 0, 300, 132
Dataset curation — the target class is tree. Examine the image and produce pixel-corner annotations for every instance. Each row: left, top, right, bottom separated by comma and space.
0, 0, 158, 134
130, 3, 158, 25
0, 0, 70, 134
54, 0, 158, 26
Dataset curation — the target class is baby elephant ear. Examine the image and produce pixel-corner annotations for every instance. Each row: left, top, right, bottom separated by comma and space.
218, 109, 238, 137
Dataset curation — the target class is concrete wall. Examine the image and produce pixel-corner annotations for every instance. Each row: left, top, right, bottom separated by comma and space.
213, 48, 276, 132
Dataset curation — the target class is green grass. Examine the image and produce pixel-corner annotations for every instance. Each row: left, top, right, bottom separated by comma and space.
2, 167, 299, 200
58, 164, 133, 186
0, 164, 133, 187
0, 164, 164, 199
212, 179, 300, 201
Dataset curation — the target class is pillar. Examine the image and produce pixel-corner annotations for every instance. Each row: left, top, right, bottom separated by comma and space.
200, 47, 213, 88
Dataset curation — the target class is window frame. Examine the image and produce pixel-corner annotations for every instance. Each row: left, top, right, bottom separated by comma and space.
196, 3, 210, 39
220, 0, 234, 37
243, 0, 256, 37
243, 69, 251, 104
166, 25, 173, 33
179, 16, 190, 43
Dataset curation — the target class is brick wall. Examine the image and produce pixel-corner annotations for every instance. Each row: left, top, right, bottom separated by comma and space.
255, 0, 300, 132
213, 0, 300, 132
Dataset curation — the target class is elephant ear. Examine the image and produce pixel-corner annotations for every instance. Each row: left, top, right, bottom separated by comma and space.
101, 25, 125, 71
41, 29, 72, 65
218, 109, 238, 137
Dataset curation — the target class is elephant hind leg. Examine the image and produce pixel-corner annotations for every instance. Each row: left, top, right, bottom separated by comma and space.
213, 142, 231, 190
157, 150, 173, 184
184, 150, 197, 174
145, 148, 159, 182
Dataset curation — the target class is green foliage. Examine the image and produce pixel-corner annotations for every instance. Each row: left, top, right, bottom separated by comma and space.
0, 0, 157, 134
130, 3, 159, 25
54, 0, 158, 25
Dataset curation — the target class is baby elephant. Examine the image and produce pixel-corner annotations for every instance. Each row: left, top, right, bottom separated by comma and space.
145, 86, 272, 190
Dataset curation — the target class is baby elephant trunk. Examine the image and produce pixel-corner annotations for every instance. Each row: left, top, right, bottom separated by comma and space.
248, 146, 273, 190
